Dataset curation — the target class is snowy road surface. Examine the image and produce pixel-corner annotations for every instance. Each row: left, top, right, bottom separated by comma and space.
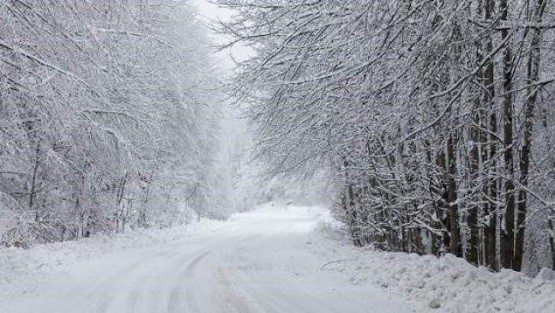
1, 206, 420, 313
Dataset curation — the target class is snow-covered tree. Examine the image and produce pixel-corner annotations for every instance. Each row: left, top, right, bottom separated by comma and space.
220, 0, 555, 273
0, 0, 225, 247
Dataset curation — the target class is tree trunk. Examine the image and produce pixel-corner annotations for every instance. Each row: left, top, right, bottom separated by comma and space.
500, 0, 516, 270
549, 218, 555, 270
484, 0, 498, 270
446, 135, 462, 256
116, 172, 128, 233
29, 143, 42, 210
468, 107, 481, 264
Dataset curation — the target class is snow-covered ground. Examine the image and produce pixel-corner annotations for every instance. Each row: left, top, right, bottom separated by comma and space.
313, 212, 555, 313
0, 204, 553, 312
0, 218, 225, 307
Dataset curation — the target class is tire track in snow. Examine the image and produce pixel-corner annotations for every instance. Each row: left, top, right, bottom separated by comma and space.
214, 268, 256, 313
2, 206, 423, 313
90, 248, 177, 313
167, 251, 211, 313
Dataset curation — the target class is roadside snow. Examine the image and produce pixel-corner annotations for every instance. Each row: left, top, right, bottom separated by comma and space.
310, 211, 555, 313
1, 205, 553, 313
1, 205, 421, 313
0, 219, 224, 301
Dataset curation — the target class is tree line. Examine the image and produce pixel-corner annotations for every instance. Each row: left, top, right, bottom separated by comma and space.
0, 0, 224, 247
220, 0, 555, 273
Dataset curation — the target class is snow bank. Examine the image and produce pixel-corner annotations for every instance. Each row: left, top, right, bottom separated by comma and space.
0, 219, 223, 300
311, 212, 555, 313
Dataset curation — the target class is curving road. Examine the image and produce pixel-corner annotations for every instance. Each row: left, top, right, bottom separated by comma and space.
6, 207, 418, 313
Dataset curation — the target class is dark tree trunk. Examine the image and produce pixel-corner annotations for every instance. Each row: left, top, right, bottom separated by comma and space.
484, 0, 498, 270
468, 108, 480, 264
549, 218, 555, 270
499, 0, 516, 270
29, 143, 42, 210
446, 135, 462, 257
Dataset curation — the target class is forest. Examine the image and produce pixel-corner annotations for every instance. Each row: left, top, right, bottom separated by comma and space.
0, 0, 226, 248
1, 1, 555, 312
2, 0, 555, 277
219, 0, 555, 274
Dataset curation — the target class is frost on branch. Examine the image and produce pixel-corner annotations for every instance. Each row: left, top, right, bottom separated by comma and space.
0, 0, 225, 247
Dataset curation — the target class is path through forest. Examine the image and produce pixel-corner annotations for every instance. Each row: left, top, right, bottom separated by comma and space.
2, 206, 421, 313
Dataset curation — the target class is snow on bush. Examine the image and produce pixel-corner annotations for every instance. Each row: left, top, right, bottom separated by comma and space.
311, 210, 350, 242
311, 213, 555, 313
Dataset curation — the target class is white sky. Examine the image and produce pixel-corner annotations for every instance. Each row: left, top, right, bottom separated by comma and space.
192, 0, 253, 72
191, 0, 252, 162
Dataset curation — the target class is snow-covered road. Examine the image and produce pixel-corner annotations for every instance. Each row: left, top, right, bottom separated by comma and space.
2, 206, 419, 313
